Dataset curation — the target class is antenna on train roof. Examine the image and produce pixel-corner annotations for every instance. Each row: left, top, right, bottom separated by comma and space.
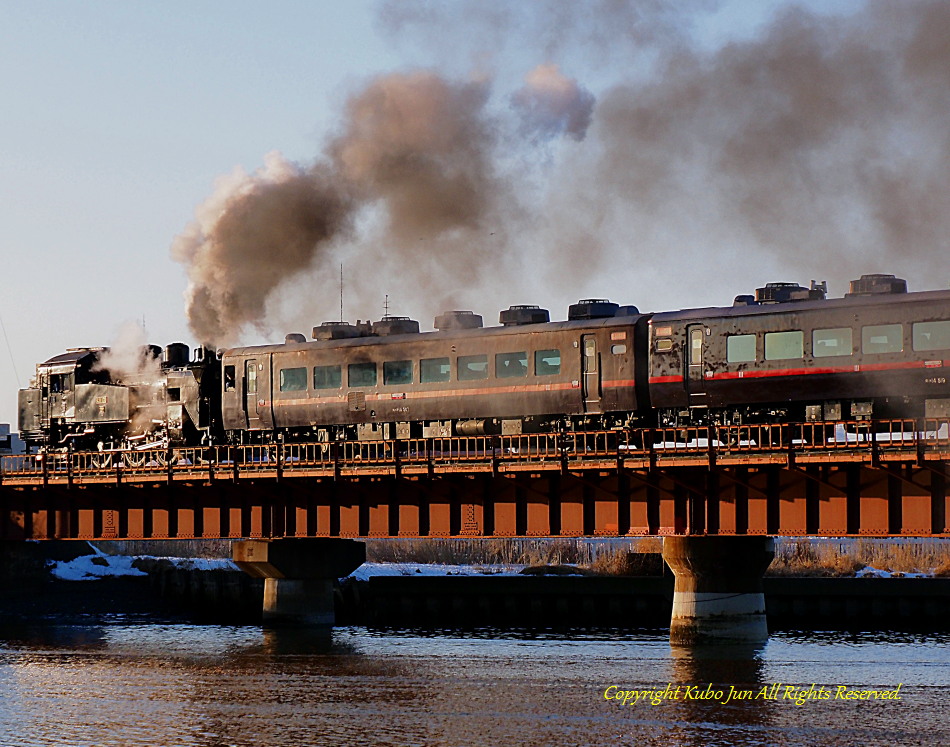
340, 264, 344, 323
384, 294, 390, 318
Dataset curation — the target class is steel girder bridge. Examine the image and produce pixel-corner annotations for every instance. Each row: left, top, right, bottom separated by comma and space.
1, 418, 947, 542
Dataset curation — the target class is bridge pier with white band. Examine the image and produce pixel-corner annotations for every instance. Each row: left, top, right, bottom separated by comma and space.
233, 538, 365, 627
662, 535, 775, 645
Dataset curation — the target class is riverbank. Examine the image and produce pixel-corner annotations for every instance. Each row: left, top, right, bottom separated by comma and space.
3, 542, 949, 630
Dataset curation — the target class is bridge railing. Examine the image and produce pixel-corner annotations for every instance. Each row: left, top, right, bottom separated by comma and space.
925, 418, 950, 449
2, 418, 949, 484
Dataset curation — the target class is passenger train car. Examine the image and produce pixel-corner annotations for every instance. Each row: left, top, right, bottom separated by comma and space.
220, 304, 650, 443
649, 274, 950, 426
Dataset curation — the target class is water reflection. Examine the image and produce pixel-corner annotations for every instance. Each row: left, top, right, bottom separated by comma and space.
0, 623, 108, 652
0, 626, 946, 747
667, 643, 771, 746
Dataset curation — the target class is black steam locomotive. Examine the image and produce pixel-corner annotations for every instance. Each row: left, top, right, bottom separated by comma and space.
17, 273, 950, 453
17, 344, 220, 452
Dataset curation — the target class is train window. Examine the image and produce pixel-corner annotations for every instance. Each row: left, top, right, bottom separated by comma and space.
458, 354, 489, 381
726, 334, 756, 363
246, 362, 257, 394
610, 344, 627, 355
348, 362, 377, 387
655, 339, 673, 353
862, 324, 903, 354
913, 320, 950, 351
496, 351, 528, 378
420, 357, 451, 383
50, 373, 70, 394
765, 331, 803, 361
813, 327, 853, 357
313, 365, 342, 389
224, 366, 236, 392
279, 367, 307, 392
383, 360, 413, 385
689, 330, 703, 365
535, 349, 561, 375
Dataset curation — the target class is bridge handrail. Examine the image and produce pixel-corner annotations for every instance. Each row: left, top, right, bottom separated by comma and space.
1, 418, 947, 485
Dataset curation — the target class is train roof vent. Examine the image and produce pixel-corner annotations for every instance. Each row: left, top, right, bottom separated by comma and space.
499, 305, 550, 326
733, 294, 757, 307
615, 305, 640, 317
374, 316, 421, 336
754, 282, 825, 304
284, 333, 307, 344
845, 274, 907, 297
434, 310, 483, 331
312, 321, 363, 341
568, 298, 620, 320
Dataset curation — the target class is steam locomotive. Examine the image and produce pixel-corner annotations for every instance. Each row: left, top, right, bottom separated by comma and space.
17, 274, 950, 453
17, 344, 220, 452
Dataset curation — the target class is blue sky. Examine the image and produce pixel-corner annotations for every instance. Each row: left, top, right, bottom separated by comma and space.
2, 0, 940, 428
1, 1, 400, 424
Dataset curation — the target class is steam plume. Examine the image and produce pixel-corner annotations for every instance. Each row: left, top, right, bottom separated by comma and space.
561, 1, 950, 297
511, 64, 595, 142
173, 73, 504, 346
93, 322, 164, 436
93, 322, 161, 385
171, 153, 355, 346
175, 1, 950, 346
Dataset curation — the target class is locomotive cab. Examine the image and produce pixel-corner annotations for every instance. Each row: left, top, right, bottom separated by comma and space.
18, 348, 129, 450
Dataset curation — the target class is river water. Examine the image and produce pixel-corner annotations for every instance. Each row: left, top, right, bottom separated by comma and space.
0, 623, 946, 747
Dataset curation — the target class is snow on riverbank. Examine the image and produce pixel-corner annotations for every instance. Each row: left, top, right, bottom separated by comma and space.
47, 543, 946, 582
48, 544, 532, 582
48, 543, 237, 581
345, 563, 528, 581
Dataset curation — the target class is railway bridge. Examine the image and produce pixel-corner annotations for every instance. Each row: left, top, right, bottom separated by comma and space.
2, 418, 948, 642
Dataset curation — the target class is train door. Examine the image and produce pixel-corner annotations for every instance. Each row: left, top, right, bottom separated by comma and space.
686, 325, 707, 406
582, 334, 602, 413
245, 359, 262, 429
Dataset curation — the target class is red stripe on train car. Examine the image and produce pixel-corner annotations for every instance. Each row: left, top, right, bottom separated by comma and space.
708, 359, 949, 380
649, 359, 948, 385
273, 380, 588, 407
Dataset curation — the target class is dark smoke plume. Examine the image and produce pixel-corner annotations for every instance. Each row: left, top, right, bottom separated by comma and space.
511, 64, 595, 142
171, 153, 355, 346
175, 1, 950, 346
565, 1, 950, 297
331, 72, 497, 243
173, 73, 505, 346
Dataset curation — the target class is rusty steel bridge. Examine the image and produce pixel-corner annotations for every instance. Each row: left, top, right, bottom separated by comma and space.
1, 419, 948, 541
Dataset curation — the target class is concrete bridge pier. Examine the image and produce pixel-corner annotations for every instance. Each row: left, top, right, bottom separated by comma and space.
232, 538, 365, 628
662, 536, 775, 646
